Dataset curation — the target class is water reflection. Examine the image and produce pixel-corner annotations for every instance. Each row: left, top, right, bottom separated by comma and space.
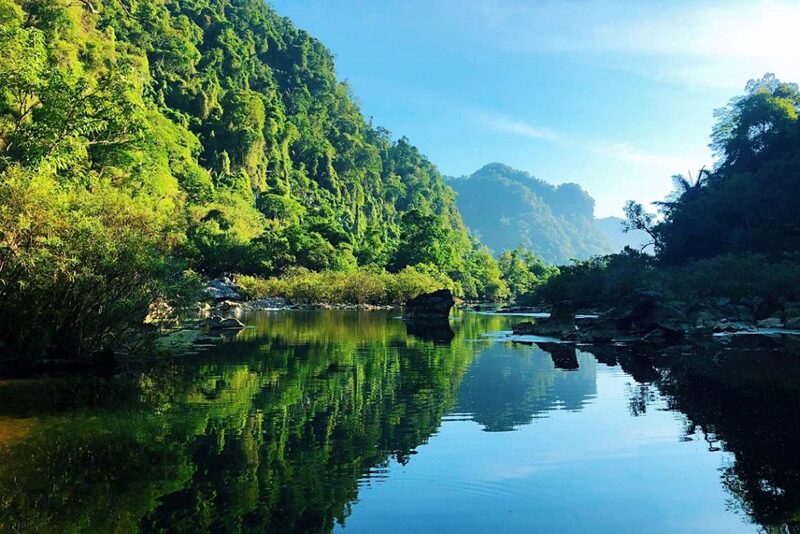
0, 311, 798, 532
455, 343, 596, 431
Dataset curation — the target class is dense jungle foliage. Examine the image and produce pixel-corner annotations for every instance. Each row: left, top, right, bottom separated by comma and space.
0, 0, 514, 361
532, 74, 800, 307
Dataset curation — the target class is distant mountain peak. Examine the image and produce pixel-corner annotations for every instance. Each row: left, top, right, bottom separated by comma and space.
450, 163, 642, 264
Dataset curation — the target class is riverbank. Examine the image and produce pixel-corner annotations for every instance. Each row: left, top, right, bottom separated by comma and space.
510, 289, 800, 344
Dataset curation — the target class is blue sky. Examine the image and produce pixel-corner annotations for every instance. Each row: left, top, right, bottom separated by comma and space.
270, 0, 800, 216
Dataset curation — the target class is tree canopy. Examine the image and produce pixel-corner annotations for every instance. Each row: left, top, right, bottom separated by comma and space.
0, 0, 514, 360
632, 74, 800, 264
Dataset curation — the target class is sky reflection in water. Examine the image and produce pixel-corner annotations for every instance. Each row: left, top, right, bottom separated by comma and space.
1, 309, 798, 533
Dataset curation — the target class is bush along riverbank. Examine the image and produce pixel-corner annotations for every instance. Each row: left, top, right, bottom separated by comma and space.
198, 267, 455, 310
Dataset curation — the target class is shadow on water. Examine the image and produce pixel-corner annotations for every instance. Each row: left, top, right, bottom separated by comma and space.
0, 310, 799, 531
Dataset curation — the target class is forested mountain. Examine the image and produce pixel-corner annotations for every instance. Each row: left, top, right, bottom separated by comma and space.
449, 163, 614, 264
0, 0, 508, 360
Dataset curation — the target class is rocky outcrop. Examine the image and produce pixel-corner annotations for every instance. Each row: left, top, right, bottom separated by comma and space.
403, 289, 455, 321
568, 291, 688, 344
204, 275, 241, 301
511, 293, 800, 346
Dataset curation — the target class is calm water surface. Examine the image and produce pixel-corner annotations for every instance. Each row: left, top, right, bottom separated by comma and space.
1, 310, 799, 532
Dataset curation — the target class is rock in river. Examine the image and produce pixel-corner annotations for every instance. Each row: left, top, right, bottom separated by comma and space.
205, 315, 245, 330
403, 289, 455, 321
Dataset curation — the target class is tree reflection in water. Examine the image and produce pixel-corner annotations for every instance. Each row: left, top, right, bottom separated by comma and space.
0, 311, 798, 532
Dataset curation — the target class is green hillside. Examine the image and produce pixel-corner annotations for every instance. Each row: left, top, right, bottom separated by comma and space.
0, 0, 508, 360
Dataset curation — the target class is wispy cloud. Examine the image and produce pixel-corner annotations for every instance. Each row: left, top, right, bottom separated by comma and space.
471, 107, 701, 173
586, 141, 697, 173
459, 0, 800, 89
472, 110, 561, 141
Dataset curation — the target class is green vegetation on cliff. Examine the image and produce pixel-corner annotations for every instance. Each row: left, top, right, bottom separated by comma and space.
0, 0, 508, 360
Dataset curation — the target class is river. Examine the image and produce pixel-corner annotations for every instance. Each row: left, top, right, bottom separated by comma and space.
0, 309, 798, 532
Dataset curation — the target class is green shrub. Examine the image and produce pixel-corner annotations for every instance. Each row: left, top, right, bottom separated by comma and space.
531, 250, 800, 308
666, 254, 800, 303
531, 250, 656, 307
0, 168, 195, 361
235, 266, 450, 305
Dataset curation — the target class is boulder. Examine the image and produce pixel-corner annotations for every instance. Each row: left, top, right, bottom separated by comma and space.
204, 276, 241, 301
572, 324, 616, 343
215, 300, 241, 311
403, 289, 455, 321
591, 292, 687, 342
635, 302, 687, 335
688, 310, 717, 333
205, 315, 245, 330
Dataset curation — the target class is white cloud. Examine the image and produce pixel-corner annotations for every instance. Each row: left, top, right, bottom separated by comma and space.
586, 141, 698, 174
459, 0, 800, 89
472, 107, 704, 173
472, 110, 561, 141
